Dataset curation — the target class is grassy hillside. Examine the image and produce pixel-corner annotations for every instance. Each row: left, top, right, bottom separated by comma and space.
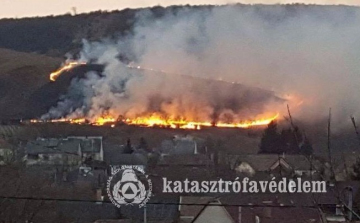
0, 4, 358, 57
0, 48, 61, 119
0, 4, 359, 157
0, 7, 167, 56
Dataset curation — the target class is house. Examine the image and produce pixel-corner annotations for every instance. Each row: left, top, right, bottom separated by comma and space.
159, 135, 205, 155
148, 154, 216, 193
25, 138, 81, 166
220, 192, 323, 223
177, 180, 360, 223
25, 136, 104, 167
66, 165, 108, 189
269, 154, 319, 177
103, 142, 148, 174
58, 201, 121, 223
333, 151, 360, 181
154, 154, 215, 181
120, 195, 179, 223
222, 154, 320, 179
0, 138, 14, 165
0, 125, 22, 139
68, 136, 104, 161
193, 200, 234, 223
179, 193, 323, 223
157, 154, 213, 167
318, 181, 360, 222
178, 196, 217, 223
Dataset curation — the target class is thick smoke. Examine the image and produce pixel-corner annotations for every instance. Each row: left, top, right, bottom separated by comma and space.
44, 5, 360, 129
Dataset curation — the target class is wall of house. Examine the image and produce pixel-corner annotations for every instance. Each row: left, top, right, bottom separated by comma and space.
83, 152, 102, 161
0, 148, 13, 165
26, 153, 81, 166
235, 162, 256, 176
195, 204, 234, 223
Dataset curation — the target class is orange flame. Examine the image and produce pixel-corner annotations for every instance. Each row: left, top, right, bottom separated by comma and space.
124, 113, 279, 129
44, 61, 280, 129
30, 113, 279, 130
30, 118, 86, 124
50, 61, 86, 81
92, 116, 117, 126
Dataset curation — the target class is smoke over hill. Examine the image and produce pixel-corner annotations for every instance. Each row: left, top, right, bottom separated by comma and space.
38, 5, 360, 130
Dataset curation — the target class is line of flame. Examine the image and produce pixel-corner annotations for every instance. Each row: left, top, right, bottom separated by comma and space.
50, 61, 86, 81
50, 61, 241, 86
46, 62, 280, 129
124, 113, 279, 129
30, 113, 279, 130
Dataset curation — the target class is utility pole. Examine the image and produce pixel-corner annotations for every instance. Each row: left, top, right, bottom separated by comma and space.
287, 104, 295, 129
287, 104, 300, 150
342, 152, 349, 180
351, 116, 360, 146
327, 108, 335, 181
144, 205, 147, 223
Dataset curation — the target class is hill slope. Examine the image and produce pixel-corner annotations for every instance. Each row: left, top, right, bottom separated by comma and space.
0, 4, 358, 56
0, 48, 61, 120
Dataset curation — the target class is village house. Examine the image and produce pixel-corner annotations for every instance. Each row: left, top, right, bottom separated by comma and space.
93, 196, 180, 223
0, 125, 22, 139
0, 138, 14, 165
148, 154, 217, 194
220, 154, 321, 179
178, 196, 216, 223
64, 164, 108, 189
333, 151, 360, 181
57, 201, 121, 223
177, 181, 360, 223
103, 142, 149, 175
24, 136, 104, 167
120, 195, 179, 222
159, 135, 205, 155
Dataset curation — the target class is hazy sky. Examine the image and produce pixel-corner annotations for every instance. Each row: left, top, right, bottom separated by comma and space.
1, 0, 360, 18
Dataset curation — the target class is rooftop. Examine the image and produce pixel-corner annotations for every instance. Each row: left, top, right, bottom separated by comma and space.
26, 136, 102, 155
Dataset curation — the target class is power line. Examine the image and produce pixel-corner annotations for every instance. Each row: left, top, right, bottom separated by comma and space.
0, 195, 320, 208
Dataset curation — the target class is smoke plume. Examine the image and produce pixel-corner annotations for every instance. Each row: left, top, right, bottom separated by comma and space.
44, 5, 360, 129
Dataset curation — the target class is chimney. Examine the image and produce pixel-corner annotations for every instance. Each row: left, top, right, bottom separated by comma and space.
96, 188, 104, 203
194, 141, 198, 155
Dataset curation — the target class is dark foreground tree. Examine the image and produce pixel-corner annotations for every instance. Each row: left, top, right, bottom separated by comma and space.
300, 136, 314, 156
259, 121, 283, 154
259, 121, 313, 155
353, 157, 360, 180
138, 137, 149, 152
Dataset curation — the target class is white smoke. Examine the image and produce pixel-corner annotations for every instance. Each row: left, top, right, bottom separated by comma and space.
44, 5, 360, 129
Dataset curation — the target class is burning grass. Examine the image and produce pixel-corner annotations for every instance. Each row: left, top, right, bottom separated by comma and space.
30, 113, 279, 130
43, 62, 281, 129
49, 61, 86, 81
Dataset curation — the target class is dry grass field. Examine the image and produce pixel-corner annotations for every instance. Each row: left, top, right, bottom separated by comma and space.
0, 48, 62, 119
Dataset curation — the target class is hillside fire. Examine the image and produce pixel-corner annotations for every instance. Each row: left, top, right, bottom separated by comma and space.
124, 113, 279, 129
42, 61, 283, 129
50, 61, 86, 81
30, 113, 279, 129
